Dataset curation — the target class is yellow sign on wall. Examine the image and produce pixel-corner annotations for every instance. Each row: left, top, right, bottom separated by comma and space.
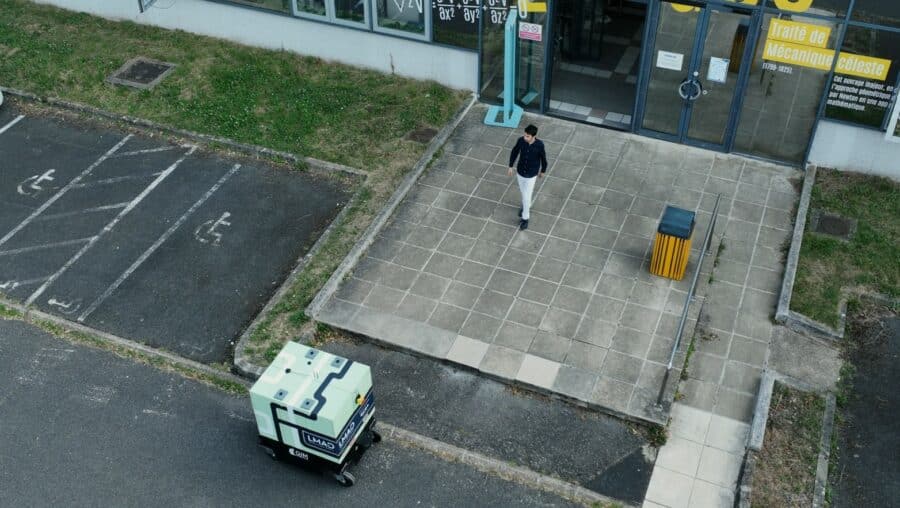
763, 40, 834, 71
835, 53, 892, 81
763, 40, 893, 81
767, 18, 831, 48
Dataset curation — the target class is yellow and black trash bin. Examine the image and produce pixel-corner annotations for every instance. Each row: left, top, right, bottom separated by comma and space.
650, 205, 695, 281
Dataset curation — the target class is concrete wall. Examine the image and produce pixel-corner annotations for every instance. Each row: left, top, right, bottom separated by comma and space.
809, 120, 900, 180
33, 0, 478, 91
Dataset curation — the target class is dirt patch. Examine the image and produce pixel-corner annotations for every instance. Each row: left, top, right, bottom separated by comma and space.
752, 382, 825, 507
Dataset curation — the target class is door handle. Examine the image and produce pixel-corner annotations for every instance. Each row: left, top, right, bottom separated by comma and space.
678, 79, 703, 101
688, 79, 703, 101
678, 79, 693, 100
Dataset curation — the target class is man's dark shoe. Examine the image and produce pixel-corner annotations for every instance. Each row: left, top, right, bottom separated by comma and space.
518, 208, 523, 218
519, 219, 528, 230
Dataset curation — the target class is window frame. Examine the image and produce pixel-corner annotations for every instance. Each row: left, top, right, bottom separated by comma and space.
371, 0, 432, 42
291, 0, 331, 21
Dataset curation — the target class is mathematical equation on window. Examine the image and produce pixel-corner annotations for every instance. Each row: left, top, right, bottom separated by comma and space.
432, 0, 510, 32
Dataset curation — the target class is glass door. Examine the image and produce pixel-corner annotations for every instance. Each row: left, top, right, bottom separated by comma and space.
640, 1, 757, 150
517, 8, 550, 108
684, 6, 754, 147
640, 1, 701, 138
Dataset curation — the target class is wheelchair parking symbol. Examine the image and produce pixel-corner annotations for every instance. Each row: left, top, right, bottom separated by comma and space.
195, 212, 232, 247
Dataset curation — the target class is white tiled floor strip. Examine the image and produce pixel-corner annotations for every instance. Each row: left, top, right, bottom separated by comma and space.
643, 404, 749, 508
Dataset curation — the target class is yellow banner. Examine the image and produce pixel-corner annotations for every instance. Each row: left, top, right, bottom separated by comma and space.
763, 40, 834, 71
835, 53, 892, 81
763, 41, 892, 81
768, 18, 831, 48
672, 0, 820, 14
526, 0, 547, 12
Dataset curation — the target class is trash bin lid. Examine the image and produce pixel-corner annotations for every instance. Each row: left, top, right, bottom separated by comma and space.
658, 205, 695, 239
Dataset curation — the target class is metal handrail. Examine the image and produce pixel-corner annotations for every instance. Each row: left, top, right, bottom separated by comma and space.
657, 194, 722, 404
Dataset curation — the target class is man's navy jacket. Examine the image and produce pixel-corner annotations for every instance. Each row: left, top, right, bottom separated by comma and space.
509, 137, 548, 178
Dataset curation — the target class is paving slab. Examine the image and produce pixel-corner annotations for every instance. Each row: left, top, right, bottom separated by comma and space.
316, 104, 800, 425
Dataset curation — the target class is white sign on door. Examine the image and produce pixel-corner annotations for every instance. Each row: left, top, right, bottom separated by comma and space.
518, 22, 542, 42
708, 57, 730, 84
656, 51, 684, 71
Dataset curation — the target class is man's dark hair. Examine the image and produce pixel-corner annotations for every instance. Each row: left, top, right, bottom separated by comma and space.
524, 124, 538, 136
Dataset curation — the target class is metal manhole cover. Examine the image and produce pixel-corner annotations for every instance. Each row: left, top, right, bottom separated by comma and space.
810, 209, 857, 241
107, 57, 176, 90
406, 127, 438, 144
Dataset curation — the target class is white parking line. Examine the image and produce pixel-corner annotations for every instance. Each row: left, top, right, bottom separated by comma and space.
0, 275, 51, 291
0, 115, 25, 136
110, 146, 177, 158
35, 202, 130, 222
0, 135, 133, 249
71, 172, 162, 189
0, 237, 95, 257
26, 146, 198, 306
77, 163, 240, 322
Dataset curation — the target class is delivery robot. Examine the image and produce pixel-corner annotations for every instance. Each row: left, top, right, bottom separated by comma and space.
250, 341, 381, 486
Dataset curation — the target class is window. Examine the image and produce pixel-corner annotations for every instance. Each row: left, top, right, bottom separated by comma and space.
334, 0, 367, 24
478, 1, 511, 102
764, 0, 849, 18
851, 1, 900, 29
734, 13, 839, 163
374, 0, 428, 38
296, 0, 327, 17
887, 95, 900, 142
432, 0, 480, 49
825, 27, 900, 129
227, 0, 292, 14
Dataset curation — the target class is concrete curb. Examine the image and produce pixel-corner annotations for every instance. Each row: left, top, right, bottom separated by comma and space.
735, 449, 757, 508
748, 370, 776, 451
231, 186, 363, 379
738, 373, 835, 508
235, 94, 474, 375
0, 86, 366, 177
813, 393, 837, 508
380, 421, 636, 508
0, 295, 251, 390
781, 308, 846, 342
774, 164, 849, 342
306, 94, 477, 318
775, 164, 816, 326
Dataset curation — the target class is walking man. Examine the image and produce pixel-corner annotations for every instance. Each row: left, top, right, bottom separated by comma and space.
507, 124, 548, 230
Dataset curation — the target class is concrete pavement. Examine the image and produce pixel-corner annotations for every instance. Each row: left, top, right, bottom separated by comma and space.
315, 104, 799, 429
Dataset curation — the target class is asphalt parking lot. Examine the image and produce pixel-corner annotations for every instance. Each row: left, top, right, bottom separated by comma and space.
0, 103, 349, 363
0, 319, 578, 507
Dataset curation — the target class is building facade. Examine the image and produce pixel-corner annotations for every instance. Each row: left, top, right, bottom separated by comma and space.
36, 0, 900, 176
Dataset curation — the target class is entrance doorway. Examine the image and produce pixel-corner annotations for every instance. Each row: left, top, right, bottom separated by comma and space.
639, 1, 758, 150
546, 0, 648, 129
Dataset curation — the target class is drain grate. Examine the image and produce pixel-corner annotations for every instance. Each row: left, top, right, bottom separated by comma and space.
810, 209, 857, 241
406, 126, 438, 144
107, 57, 176, 90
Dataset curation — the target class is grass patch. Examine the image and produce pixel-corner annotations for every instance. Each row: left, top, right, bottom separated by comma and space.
792, 169, 899, 328
646, 423, 668, 447
0, 303, 23, 319
753, 382, 825, 507
7, 314, 248, 395
0, 0, 466, 171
